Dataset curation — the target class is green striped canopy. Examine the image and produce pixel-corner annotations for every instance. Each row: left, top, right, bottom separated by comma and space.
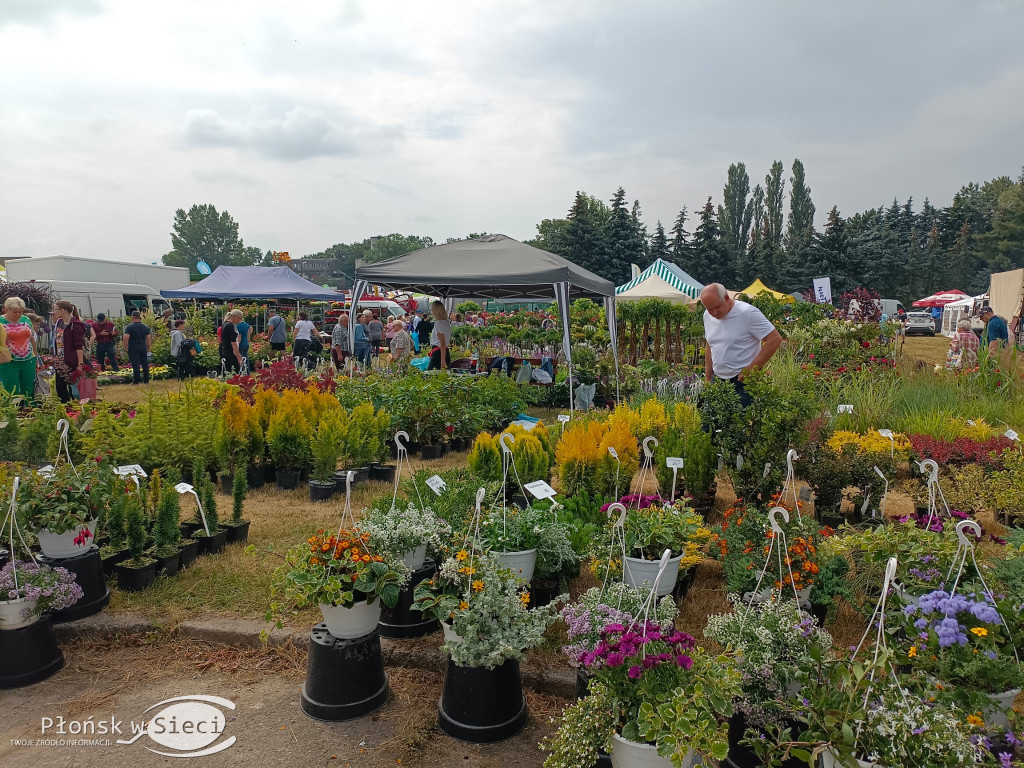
616, 259, 704, 300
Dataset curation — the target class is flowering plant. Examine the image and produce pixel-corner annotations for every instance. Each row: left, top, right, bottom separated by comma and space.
0, 560, 83, 622
413, 552, 563, 668
908, 433, 1013, 470
607, 499, 710, 565
477, 504, 577, 578
17, 460, 114, 535
544, 619, 741, 767
360, 503, 452, 569
265, 528, 403, 629
561, 582, 678, 669
710, 502, 768, 594
764, 523, 834, 593
705, 596, 832, 728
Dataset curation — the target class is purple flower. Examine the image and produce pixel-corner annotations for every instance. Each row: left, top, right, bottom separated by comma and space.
606, 652, 625, 667
627, 665, 642, 679
675, 654, 693, 670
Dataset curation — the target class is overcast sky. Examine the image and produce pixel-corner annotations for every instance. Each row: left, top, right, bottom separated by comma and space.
2, 0, 1023, 265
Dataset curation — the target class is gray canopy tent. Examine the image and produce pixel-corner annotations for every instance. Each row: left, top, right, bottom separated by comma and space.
352, 234, 620, 414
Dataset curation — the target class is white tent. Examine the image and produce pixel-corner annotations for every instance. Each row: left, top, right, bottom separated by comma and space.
616, 259, 704, 302
940, 294, 988, 337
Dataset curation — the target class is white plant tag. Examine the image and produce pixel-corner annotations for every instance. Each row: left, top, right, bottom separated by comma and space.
0, 422, 7, 429
174, 482, 194, 494
665, 457, 684, 469
557, 414, 570, 425
607, 446, 618, 459
763, 462, 772, 479
877, 429, 893, 438
425, 474, 446, 496
1006, 429, 1019, 442
115, 464, 148, 478
736, 454, 744, 470
717, 454, 724, 471
524, 480, 557, 500
861, 494, 871, 514
837, 404, 853, 414
967, 420, 976, 427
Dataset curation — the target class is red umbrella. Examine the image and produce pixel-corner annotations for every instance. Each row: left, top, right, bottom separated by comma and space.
911, 290, 968, 308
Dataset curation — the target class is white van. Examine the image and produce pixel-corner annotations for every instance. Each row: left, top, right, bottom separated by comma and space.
847, 297, 905, 318
29, 280, 172, 319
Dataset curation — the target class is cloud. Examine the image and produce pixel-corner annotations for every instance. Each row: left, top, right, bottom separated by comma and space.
0, 0, 102, 27
180, 106, 402, 161
191, 168, 264, 186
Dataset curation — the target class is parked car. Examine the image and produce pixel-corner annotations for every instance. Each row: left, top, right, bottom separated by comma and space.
905, 311, 936, 336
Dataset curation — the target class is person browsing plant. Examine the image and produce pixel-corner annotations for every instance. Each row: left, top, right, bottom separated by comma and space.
700, 283, 782, 406
121, 309, 151, 385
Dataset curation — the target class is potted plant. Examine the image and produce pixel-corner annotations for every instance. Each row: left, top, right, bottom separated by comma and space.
344, 403, 384, 482
192, 473, 227, 555
17, 463, 103, 559
224, 470, 250, 544
99, 485, 131, 576
477, 504, 573, 583
114, 491, 157, 591
309, 409, 344, 502
361, 503, 452, 571
214, 389, 262, 494
150, 490, 182, 577
413, 552, 564, 743
705, 596, 833, 766
0, 560, 84, 630
542, 620, 742, 767
267, 528, 403, 640
266, 392, 312, 490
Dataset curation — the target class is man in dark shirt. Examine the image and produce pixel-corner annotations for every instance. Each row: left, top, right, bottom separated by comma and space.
91, 312, 119, 372
122, 311, 151, 384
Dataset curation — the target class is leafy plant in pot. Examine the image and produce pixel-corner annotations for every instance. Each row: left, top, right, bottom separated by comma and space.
224, 470, 250, 544
114, 493, 157, 591
477, 504, 573, 583
309, 409, 344, 502
17, 462, 105, 559
99, 482, 132, 575
360, 503, 452, 572
267, 528, 403, 640
0, 560, 83, 630
214, 389, 264, 495
266, 391, 312, 490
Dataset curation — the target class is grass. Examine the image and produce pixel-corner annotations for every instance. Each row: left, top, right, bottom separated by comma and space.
97, 377, 183, 404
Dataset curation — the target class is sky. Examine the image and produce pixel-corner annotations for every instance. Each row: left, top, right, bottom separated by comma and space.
2, 0, 1023, 265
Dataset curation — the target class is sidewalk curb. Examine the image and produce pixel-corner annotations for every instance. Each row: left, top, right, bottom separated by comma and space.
54, 612, 577, 700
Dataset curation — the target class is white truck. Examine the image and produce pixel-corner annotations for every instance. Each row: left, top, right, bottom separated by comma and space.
3, 256, 190, 318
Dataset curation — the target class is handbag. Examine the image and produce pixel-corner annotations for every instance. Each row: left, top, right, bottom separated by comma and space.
34, 370, 50, 397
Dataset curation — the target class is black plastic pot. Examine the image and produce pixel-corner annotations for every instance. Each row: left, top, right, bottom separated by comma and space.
246, 464, 265, 490
224, 520, 250, 544
300, 624, 389, 721
39, 548, 110, 622
115, 559, 157, 592
178, 539, 199, 568
180, 521, 203, 539
819, 513, 846, 530
0, 615, 65, 689
276, 469, 300, 490
154, 549, 181, 578
100, 546, 131, 577
673, 567, 696, 602
421, 444, 444, 460
809, 603, 828, 627
354, 466, 370, 484
309, 480, 335, 502
438, 657, 528, 743
334, 469, 356, 492
369, 464, 396, 483
195, 529, 228, 556
529, 577, 559, 609
219, 474, 234, 495
508, 494, 530, 509
378, 562, 439, 639
575, 668, 591, 700
263, 464, 277, 484
726, 712, 806, 768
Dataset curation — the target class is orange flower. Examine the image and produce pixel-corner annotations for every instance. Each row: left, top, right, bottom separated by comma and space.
361, 555, 371, 563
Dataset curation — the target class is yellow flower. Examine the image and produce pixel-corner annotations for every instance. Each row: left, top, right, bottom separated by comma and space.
519, 592, 530, 606
472, 580, 484, 592
456, 550, 468, 561
970, 627, 988, 637
459, 601, 469, 611
966, 714, 984, 728
459, 566, 476, 576
907, 646, 917, 658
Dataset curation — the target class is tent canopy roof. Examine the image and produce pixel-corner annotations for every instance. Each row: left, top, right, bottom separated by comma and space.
616, 258, 703, 301
911, 289, 968, 307
161, 265, 343, 301
739, 278, 795, 303
355, 234, 614, 300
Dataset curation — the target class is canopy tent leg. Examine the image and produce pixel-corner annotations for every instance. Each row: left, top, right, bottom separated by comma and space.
349, 278, 368, 377
604, 295, 620, 406
554, 282, 574, 419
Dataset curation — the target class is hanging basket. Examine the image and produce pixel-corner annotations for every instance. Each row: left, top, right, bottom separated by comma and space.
610, 732, 691, 768
0, 597, 39, 630
402, 545, 427, 570
319, 596, 382, 640
36, 521, 97, 559
492, 549, 537, 582
623, 553, 682, 596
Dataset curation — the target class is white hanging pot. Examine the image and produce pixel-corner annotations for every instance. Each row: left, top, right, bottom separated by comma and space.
441, 620, 462, 644
319, 597, 382, 640
36, 519, 97, 559
610, 732, 692, 768
0, 597, 40, 630
819, 750, 878, 768
623, 553, 682, 596
492, 548, 537, 582
986, 688, 1021, 729
402, 545, 427, 570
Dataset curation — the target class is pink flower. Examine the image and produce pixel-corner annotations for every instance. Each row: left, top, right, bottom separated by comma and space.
627, 665, 642, 679
605, 652, 625, 667
675, 654, 693, 670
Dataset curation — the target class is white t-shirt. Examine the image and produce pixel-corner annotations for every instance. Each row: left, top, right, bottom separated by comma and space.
703, 300, 776, 379
294, 320, 315, 341
430, 319, 452, 348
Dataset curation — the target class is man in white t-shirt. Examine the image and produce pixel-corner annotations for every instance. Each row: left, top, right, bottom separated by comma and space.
700, 283, 783, 406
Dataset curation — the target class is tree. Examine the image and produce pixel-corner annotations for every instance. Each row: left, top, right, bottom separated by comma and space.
527, 218, 570, 255
649, 221, 670, 263
785, 159, 816, 253
668, 206, 690, 268
362, 233, 435, 264
810, 206, 852, 294
745, 216, 778, 286
689, 198, 730, 285
630, 199, 649, 265
163, 204, 247, 271
749, 184, 765, 248
562, 191, 611, 279
764, 161, 786, 250
718, 162, 754, 273
982, 171, 1024, 272
601, 187, 642, 284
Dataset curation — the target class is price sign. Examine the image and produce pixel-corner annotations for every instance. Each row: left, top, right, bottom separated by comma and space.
524, 480, 558, 500
174, 482, 194, 494
115, 464, 148, 478
837, 404, 853, 414
877, 429, 893, 438
665, 457, 684, 469
425, 475, 447, 496
607, 446, 618, 459
1006, 429, 1020, 442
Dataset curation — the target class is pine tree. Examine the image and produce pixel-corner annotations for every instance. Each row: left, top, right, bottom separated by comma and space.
812, 206, 851, 294
946, 223, 972, 290
718, 162, 754, 273
749, 185, 765, 248
764, 161, 786, 250
689, 198, 730, 284
785, 159, 816, 253
603, 187, 641, 284
649, 221, 670, 263
744, 216, 778, 286
668, 207, 690, 267
982, 171, 1024, 272
905, 230, 925, 300
563, 191, 610, 279
631, 199, 649, 266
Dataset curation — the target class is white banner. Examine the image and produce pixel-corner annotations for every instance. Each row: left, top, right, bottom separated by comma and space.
812, 276, 832, 305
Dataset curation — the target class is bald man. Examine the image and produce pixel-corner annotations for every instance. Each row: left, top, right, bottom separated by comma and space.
700, 283, 783, 406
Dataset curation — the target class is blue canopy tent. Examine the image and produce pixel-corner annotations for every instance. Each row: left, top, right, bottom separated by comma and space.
160, 266, 342, 301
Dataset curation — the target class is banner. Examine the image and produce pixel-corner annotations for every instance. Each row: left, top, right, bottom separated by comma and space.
812, 276, 832, 305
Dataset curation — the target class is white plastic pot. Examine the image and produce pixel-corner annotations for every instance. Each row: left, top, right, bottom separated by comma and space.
610, 733, 692, 768
36, 519, 97, 559
441, 620, 462, 644
402, 545, 427, 570
623, 554, 682, 596
819, 750, 877, 768
987, 688, 1021, 729
319, 598, 382, 640
0, 597, 40, 630
493, 548, 537, 582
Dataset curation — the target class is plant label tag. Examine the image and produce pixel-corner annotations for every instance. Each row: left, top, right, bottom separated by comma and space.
425, 475, 446, 496
877, 429, 893, 438
1006, 429, 1019, 442
557, 414, 570, 425
0, 422, 7, 429
967, 420, 976, 426
524, 480, 557, 500
607, 446, 618, 459
837, 404, 853, 414
861, 494, 871, 514
763, 462, 772, 479
665, 457, 684, 469
37, 464, 54, 477
717, 454, 724, 471
174, 482, 194, 494
736, 454, 744, 470
115, 464, 148, 478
